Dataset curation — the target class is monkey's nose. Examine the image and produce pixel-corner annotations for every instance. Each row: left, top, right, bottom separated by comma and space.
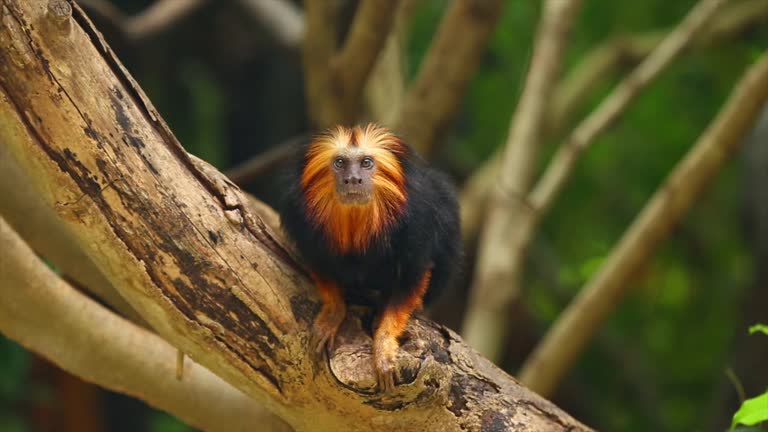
344, 176, 362, 185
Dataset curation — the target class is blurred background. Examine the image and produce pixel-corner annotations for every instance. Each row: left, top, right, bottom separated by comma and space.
1, 0, 767, 431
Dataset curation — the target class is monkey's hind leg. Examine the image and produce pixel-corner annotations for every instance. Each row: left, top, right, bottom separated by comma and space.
311, 275, 347, 354
373, 270, 431, 392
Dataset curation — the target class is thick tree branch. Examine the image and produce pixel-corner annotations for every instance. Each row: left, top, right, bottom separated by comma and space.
0, 141, 143, 324
462, 0, 583, 361
0, 216, 290, 432
0, 1, 591, 430
520, 51, 768, 398
394, 0, 504, 156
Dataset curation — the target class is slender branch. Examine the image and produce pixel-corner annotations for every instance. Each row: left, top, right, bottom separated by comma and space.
394, 0, 505, 156
0, 216, 290, 432
459, 0, 768, 246
461, 0, 728, 362
462, 0, 583, 361
224, 134, 308, 186
123, 0, 208, 42
552, 0, 768, 132
236, 0, 304, 50
302, 0, 343, 127
364, 0, 414, 126
77, 0, 209, 43
520, 51, 768, 397
532, 0, 730, 216
334, 0, 400, 117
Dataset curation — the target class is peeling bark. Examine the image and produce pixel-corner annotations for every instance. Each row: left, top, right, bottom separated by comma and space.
0, 1, 591, 430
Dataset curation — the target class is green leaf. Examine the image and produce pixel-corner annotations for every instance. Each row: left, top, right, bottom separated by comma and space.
749, 324, 768, 336
732, 392, 768, 430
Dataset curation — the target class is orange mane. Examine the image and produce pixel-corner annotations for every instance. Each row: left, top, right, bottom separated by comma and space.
301, 124, 408, 254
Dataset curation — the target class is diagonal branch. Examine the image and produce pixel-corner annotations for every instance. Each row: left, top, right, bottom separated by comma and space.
460, 0, 768, 247
461, 0, 728, 363
0, 215, 290, 432
394, 0, 504, 156
462, 0, 584, 361
334, 0, 400, 118
236, 0, 304, 50
520, 51, 768, 397
0, 1, 591, 430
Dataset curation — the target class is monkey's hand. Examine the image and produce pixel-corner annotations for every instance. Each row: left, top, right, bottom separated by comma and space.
311, 278, 346, 355
312, 300, 346, 354
373, 332, 401, 392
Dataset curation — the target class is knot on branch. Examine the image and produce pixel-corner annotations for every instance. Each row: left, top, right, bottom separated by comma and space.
327, 313, 458, 410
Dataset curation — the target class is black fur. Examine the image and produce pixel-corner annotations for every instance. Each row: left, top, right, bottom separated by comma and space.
279, 142, 462, 311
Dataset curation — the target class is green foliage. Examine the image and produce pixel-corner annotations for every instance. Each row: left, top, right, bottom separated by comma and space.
150, 412, 193, 432
732, 393, 768, 431
749, 324, 768, 336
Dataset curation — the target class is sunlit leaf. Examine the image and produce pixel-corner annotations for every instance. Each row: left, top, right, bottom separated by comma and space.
732, 392, 768, 431
749, 324, 768, 336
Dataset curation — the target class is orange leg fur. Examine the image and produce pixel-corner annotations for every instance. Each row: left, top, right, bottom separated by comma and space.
373, 270, 432, 391
312, 275, 346, 354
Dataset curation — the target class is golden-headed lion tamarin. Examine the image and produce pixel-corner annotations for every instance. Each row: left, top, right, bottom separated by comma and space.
279, 123, 461, 391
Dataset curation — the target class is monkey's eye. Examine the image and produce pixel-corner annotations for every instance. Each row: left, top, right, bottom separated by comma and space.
333, 158, 345, 169
361, 157, 374, 169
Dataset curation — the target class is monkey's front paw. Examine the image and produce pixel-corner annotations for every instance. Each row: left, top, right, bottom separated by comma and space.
311, 309, 345, 355
374, 345, 401, 392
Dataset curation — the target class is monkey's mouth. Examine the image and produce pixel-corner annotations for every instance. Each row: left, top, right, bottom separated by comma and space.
337, 189, 372, 205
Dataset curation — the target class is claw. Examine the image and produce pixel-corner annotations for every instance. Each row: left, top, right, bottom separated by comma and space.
373, 340, 401, 392
311, 304, 345, 356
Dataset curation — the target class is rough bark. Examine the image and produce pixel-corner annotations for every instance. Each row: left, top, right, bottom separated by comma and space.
0, 215, 291, 432
0, 1, 590, 431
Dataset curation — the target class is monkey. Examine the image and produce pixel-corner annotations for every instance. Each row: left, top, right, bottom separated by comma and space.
279, 123, 462, 391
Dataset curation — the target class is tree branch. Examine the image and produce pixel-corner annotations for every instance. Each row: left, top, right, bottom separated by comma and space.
520, 51, 768, 398
393, 0, 505, 156
462, 0, 584, 361
236, 0, 304, 50
76, 0, 209, 43
0, 215, 291, 432
0, 0, 591, 430
459, 0, 768, 247
0, 140, 144, 325
533, 0, 730, 218
552, 0, 768, 132
334, 0, 400, 118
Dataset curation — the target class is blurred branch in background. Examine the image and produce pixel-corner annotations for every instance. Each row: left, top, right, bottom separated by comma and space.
303, 0, 401, 128
236, 0, 304, 50
519, 51, 768, 397
0, 216, 290, 432
462, 0, 729, 363
460, 0, 768, 246
462, 0, 585, 361
552, 0, 768, 134
76, 0, 209, 43
393, 0, 504, 157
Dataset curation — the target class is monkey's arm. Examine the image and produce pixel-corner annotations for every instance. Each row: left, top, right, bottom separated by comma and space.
311, 274, 347, 353
373, 268, 432, 391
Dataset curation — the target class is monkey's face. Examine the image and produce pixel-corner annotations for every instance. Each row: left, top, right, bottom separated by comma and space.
331, 148, 376, 205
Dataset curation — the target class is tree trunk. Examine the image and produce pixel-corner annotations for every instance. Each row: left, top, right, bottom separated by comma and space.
0, 1, 590, 430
